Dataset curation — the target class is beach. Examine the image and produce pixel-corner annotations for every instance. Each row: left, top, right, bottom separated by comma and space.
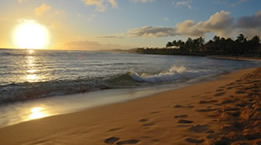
0, 67, 260, 145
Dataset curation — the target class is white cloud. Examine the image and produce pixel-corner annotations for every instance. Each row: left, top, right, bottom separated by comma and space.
176, 20, 205, 37
194, 11, 234, 37
82, 0, 117, 12
174, 0, 192, 9
34, 3, 52, 16
127, 10, 261, 38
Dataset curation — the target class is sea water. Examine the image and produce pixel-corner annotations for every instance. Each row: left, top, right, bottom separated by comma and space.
0, 49, 260, 127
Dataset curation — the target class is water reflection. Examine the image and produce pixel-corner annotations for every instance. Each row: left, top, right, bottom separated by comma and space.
25, 54, 40, 82
29, 107, 49, 119
28, 49, 34, 54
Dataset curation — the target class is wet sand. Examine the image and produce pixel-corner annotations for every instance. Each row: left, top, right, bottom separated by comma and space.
0, 68, 260, 145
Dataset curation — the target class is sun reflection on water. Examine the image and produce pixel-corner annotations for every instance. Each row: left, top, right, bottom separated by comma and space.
24, 54, 41, 82
28, 49, 34, 54
29, 107, 49, 119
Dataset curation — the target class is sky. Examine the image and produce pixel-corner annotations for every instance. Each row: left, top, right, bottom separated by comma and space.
0, 0, 261, 50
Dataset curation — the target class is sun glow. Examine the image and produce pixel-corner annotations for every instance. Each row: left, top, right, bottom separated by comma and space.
13, 20, 49, 49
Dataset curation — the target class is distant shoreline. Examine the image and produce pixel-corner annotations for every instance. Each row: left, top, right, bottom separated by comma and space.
207, 55, 261, 61
134, 48, 261, 61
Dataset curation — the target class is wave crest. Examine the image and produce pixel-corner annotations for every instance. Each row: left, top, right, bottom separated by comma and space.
130, 66, 188, 83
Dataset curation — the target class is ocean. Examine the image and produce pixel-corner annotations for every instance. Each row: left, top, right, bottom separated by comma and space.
0, 49, 260, 127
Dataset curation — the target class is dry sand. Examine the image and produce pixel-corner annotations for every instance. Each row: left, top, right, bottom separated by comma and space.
0, 68, 260, 145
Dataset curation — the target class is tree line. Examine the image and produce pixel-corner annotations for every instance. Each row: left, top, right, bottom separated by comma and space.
136, 34, 261, 57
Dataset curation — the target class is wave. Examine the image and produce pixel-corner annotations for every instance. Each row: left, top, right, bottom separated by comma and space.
0, 66, 211, 104
130, 66, 201, 83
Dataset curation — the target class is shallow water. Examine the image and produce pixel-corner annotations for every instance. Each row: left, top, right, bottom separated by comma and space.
0, 49, 260, 128
1, 49, 260, 104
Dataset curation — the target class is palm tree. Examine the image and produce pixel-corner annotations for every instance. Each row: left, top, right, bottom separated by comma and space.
172, 40, 177, 47
250, 35, 260, 45
213, 36, 220, 42
236, 34, 247, 43
166, 42, 173, 48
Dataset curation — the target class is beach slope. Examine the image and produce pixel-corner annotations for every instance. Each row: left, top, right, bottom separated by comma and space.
0, 68, 260, 145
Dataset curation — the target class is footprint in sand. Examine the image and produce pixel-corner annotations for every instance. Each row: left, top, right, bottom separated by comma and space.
178, 119, 193, 124
218, 99, 238, 105
188, 125, 209, 133
214, 92, 226, 97
104, 137, 120, 144
139, 119, 148, 122
185, 138, 204, 144
199, 100, 217, 104
143, 123, 154, 127
174, 115, 188, 118
216, 89, 224, 92
197, 108, 218, 112
173, 104, 184, 108
139, 118, 155, 128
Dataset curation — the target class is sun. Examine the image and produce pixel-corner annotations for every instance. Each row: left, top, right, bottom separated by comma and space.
13, 20, 50, 49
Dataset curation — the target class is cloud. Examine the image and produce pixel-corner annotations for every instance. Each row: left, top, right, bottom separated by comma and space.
176, 20, 205, 37
235, 10, 261, 36
34, 3, 52, 16
128, 26, 177, 37
237, 10, 261, 28
174, 0, 192, 9
67, 39, 127, 50
82, 0, 117, 12
128, 11, 233, 37
127, 10, 261, 38
194, 10, 234, 36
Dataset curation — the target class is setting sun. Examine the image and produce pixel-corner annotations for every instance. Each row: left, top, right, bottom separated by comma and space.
13, 20, 49, 49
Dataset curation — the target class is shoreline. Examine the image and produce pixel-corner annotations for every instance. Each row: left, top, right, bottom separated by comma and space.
0, 70, 220, 128
207, 55, 261, 61
0, 67, 260, 145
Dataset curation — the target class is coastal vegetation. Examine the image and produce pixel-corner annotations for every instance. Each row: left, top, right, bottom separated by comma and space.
136, 34, 261, 57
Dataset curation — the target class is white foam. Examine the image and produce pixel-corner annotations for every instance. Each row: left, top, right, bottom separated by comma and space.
130, 66, 190, 83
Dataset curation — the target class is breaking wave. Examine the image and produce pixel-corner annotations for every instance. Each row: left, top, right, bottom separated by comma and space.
0, 65, 212, 104
130, 66, 188, 83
